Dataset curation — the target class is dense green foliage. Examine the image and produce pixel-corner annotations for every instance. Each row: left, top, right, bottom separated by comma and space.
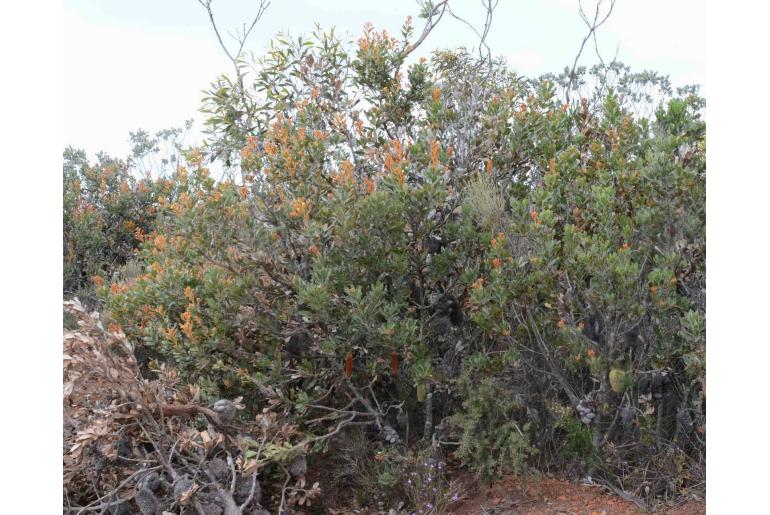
64, 19, 705, 507
63, 125, 190, 307
63, 148, 161, 306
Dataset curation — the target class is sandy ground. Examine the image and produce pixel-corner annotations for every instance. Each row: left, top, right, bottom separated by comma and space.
448, 474, 705, 515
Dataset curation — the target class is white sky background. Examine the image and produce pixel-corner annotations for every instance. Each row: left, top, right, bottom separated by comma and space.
63, 0, 706, 159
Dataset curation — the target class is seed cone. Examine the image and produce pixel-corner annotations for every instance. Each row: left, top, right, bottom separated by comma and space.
610, 368, 627, 393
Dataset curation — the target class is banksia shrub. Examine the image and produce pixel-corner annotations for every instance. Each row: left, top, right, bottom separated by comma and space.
85, 22, 705, 505
63, 148, 163, 306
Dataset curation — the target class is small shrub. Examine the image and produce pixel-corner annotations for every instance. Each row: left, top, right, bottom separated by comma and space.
397, 450, 461, 515
450, 353, 536, 482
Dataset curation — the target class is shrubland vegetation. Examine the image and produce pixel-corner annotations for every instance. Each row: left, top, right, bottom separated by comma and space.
63, 4, 705, 513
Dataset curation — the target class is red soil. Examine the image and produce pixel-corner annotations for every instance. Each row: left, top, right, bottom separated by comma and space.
448, 474, 705, 515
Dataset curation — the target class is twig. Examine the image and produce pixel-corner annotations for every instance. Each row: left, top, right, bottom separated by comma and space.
239, 427, 268, 510
138, 421, 177, 480
203, 467, 242, 515
404, 1, 450, 58
423, 388, 434, 439
277, 465, 293, 514
239, 472, 260, 511
228, 451, 238, 493
197, 0, 270, 67
344, 380, 385, 429
194, 499, 210, 515
565, 0, 616, 103
525, 312, 580, 408
66, 498, 128, 513
600, 397, 622, 448
446, 0, 499, 63
69, 466, 161, 514
159, 403, 227, 429
299, 412, 357, 450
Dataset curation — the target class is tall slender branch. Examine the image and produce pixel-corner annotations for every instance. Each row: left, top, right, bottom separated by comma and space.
446, 0, 499, 63
565, 0, 616, 103
197, 0, 270, 68
404, 1, 450, 58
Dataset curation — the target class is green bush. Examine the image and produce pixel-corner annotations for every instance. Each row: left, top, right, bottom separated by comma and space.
89, 22, 705, 502
63, 148, 164, 306
63, 124, 190, 307
450, 352, 536, 482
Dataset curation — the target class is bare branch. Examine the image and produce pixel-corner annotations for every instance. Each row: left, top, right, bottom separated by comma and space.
69, 466, 162, 514
404, 1, 450, 58
566, 0, 616, 102
524, 311, 581, 408
446, 0, 499, 63
239, 472, 260, 511
277, 466, 293, 514
203, 467, 242, 515
197, 0, 270, 68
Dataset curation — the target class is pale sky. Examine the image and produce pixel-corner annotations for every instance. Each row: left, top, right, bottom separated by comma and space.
63, 0, 705, 159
